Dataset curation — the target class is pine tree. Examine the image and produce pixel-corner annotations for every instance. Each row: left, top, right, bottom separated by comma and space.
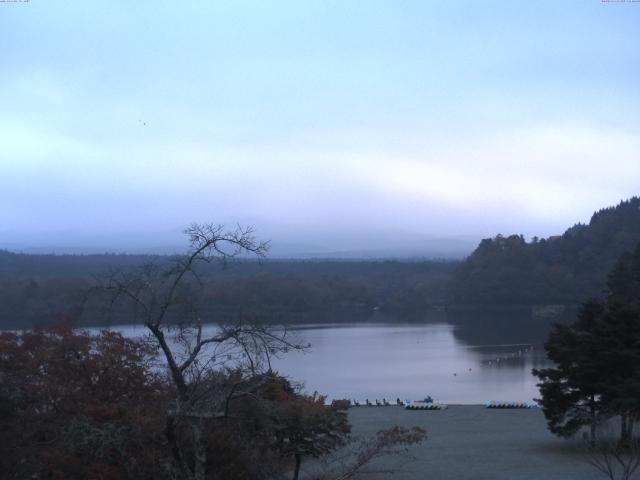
534, 301, 606, 443
534, 243, 640, 443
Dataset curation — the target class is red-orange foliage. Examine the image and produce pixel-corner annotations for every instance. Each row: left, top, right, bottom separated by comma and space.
0, 329, 350, 480
0, 325, 168, 479
229, 375, 350, 480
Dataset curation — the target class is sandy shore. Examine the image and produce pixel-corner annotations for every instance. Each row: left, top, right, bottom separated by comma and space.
345, 405, 605, 480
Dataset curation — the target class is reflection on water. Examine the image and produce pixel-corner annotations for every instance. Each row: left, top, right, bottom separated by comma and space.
273, 312, 556, 404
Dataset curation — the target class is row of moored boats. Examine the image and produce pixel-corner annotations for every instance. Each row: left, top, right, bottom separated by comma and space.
347, 398, 538, 410
485, 401, 538, 409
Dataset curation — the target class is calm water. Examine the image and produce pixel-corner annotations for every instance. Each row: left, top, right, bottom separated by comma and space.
103, 311, 557, 405
273, 322, 551, 405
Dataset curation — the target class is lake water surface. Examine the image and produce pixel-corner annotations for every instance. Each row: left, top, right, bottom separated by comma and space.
104, 311, 557, 405
272, 321, 551, 405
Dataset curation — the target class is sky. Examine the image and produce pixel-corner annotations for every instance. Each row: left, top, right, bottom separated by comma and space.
1, 1, 639, 256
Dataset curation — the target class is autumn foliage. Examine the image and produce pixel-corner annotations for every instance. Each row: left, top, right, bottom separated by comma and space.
0, 327, 363, 479
0, 325, 167, 479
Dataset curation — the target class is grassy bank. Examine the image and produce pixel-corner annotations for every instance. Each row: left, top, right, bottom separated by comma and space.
343, 405, 604, 480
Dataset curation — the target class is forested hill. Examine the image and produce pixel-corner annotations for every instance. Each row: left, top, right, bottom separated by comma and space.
448, 197, 640, 306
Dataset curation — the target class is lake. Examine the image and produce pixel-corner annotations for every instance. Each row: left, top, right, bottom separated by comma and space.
103, 310, 559, 405
273, 319, 552, 405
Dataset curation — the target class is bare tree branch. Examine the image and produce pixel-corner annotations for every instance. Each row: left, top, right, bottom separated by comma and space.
99, 223, 303, 480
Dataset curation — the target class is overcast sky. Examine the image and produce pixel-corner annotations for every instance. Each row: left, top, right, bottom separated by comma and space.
1, 1, 639, 256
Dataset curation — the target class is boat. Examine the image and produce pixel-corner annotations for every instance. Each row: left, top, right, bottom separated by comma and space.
405, 400, 448, 410
485, 401, 537, 409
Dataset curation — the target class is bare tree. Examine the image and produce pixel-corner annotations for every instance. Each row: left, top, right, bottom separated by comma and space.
307, 426, 427, 480
104, 223, 304, 480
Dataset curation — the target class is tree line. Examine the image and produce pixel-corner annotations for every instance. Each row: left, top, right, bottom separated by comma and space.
0, 251, 455, 329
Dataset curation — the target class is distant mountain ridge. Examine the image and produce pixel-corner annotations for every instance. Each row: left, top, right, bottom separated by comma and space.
448, 197, 640, 306
1, 235, 479, 260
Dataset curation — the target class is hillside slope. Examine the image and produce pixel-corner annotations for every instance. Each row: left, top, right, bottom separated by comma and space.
448, 197, 640, 305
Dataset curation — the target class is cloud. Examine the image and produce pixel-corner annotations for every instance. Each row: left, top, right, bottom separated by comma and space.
348, 123, 640, 224
1, 1, 638, 252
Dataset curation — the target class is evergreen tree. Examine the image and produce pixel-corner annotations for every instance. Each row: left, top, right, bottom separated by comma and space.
596, 244, 640, 441
594, 306, 640, 442
535, 243, 640, 443
534, 301, 606, 443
